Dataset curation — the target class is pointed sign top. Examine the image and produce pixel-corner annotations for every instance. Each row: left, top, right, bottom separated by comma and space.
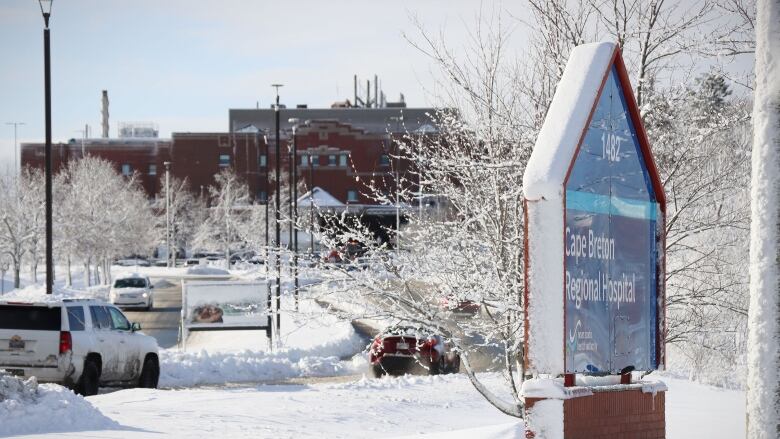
523, 41, 617, 200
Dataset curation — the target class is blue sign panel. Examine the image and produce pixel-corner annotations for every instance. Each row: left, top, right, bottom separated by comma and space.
564, 65, 661, 374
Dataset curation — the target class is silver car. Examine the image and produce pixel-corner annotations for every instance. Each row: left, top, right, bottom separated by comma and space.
110, 276, 154, 310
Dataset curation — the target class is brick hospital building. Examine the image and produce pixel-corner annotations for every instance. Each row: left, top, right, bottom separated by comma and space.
20, 106, 439, 209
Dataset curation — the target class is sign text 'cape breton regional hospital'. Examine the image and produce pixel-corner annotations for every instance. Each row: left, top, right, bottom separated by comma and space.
523, 41, 666, 376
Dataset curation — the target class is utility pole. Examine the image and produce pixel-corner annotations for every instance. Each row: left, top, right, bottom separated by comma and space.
5, 122, 25, 176
746, 0, 780, 435
164, 162, 171, 267
389, 115, 403, 250
39, 0, 54, 294
288, 118, 300, 311
272, 83, 283, 344
309, 155, 315, 255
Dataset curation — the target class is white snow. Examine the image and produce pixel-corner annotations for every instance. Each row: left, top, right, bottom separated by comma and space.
0, 282, 109, 303
159, 348, 362, 387
297, 186, 345, 208
747, 0, 780, 436
0, 374, 119, 437
184, 265, 230, 276
522, 41, 616, 200
525, 399, 564, 439
524, 198, 565, 374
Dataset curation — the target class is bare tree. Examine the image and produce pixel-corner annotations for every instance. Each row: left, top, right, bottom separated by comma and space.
193, 168, 251, 268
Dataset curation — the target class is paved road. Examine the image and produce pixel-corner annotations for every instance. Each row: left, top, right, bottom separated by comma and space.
123, 279, 181, 348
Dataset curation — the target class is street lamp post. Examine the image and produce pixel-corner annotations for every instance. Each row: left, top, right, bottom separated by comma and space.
389, 115, 403, 250
5, 122, 25, 176
288, 118, 300, 311
39, 0, 54, 294
164, 162, 171, 267
271, 84, 283, 342
309, 155, 315, 255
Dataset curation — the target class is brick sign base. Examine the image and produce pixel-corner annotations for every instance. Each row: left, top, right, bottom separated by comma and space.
525, 386, 665, 438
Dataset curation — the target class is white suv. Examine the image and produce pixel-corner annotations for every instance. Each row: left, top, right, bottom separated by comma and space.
0, 299, 159, 396
110, 276, 154, 310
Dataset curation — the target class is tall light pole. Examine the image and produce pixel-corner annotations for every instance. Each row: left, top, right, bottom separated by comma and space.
309, 155, 315, 255
39, 0, 54, 294
5, 122, 25, 176
271, 83, 283, 341
164, 161, 171, 267
288, 118, 300, 310
389, 115, 403, 250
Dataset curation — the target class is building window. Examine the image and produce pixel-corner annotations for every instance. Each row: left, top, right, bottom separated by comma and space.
148, 164, 157, 176
339, 154, 348, 167
328, 154, 337, 166
347, 190, 358, 202
219, 154, 230, 167
259, 154, 267, 167
318, 132, 328, 140
310, 155, 319, 167
379, 154, 390, 166
258, 191, 267, 202
121, 164, 131, 176
301, 154, 308, 167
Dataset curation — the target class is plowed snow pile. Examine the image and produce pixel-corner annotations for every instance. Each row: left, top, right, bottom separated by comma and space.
0, 373, 119, 436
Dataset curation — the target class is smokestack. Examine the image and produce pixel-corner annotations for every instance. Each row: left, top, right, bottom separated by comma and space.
101, 90, 109, 138
374, 75, 378, 109
366, 80, 370, 109
354, 75, 358, 108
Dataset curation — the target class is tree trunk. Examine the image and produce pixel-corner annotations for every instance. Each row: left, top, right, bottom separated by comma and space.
31, 257, 38, 283
94, 262, 101, 285
13, 266, 20, 289
747, 0, 780, 436
84, 258, 91, 287
66, 255, 72, 287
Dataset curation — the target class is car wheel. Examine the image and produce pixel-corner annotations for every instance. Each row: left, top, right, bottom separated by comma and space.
370, 364, 384, 378
76, 359, 100, 396
146, 298, 153, 311
450, 355, 461, 374
138, 355, 160, 389
428, 357, 442, 375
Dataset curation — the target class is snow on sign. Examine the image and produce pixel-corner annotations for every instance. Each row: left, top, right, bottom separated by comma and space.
523, 42, 666, 376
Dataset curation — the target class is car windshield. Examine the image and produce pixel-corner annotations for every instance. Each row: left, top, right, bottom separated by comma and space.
114, 278, 146, 288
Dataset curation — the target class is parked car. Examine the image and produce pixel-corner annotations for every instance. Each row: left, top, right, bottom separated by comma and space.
369, 326, 460, 377
110, 276, 154, 310
0, 299, 159, 396
114, 258, 151, 267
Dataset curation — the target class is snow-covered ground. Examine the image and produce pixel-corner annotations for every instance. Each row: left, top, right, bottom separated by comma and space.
0, 264, 748, 438
160, 294, 368, 387
2, 373, 744, 439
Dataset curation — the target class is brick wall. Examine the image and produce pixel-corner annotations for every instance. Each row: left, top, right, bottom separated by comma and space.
526, 388, 665, 439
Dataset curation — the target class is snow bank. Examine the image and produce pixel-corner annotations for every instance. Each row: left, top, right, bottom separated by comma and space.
159, 349, 363, 387
185, 265, 230, 276
0, 374, 119, 436
1, 283, 107, 303
162, 299, 368, 387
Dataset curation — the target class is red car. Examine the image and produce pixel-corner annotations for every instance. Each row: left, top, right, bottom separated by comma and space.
438, 294, 481, 316
369, 326, 460, 377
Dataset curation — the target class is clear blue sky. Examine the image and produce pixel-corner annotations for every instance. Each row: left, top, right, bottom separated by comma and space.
0, 0, 531, 175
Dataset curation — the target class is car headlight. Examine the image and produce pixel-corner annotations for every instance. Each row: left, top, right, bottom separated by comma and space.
142, 292, 149, 298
